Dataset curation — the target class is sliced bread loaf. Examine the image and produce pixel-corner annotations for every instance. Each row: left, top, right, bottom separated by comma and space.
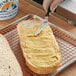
0, 34, 23, 76
17, 18, 61, 74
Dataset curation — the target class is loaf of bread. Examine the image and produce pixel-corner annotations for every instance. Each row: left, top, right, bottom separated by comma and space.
17, 18, 61, 74
0, 34, 23, 76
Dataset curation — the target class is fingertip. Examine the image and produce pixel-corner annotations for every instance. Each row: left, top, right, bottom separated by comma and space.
50, 6, 53, 13
43, 4, 48, 13
43, 0, 52, 13
50, 2, 57, 13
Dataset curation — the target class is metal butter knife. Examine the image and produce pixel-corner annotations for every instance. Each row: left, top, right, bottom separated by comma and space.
35, 7, 50, 35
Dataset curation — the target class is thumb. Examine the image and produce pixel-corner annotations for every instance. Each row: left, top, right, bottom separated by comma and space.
50, 0, 63, 13
43, 0, 53, 13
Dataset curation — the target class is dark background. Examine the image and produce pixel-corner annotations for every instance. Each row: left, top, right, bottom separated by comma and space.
33, 0, 43, 4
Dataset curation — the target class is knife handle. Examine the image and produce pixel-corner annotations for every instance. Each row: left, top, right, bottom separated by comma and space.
45, 7, 51, 17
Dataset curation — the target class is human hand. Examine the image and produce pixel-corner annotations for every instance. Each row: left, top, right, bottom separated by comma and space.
43, 0, 63, 13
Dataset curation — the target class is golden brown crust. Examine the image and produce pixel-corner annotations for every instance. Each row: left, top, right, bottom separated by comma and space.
26, 58, 59, 74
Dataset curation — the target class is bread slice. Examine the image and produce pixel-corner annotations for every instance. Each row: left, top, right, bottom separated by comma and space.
17, 18, 61, 74
0, 34, 23, 76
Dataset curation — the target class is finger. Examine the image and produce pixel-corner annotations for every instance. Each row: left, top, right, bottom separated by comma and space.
43, 0, 53, 12
50, 2, 57, 13
52, 5, 57, 13
50, 0, 56, 13
50, 0, 63, 13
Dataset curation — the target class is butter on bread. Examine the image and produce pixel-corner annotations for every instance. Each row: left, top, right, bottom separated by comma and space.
17, 18, 61, 74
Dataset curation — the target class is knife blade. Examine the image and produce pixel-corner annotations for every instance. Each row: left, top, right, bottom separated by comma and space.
35, 7, 51, 35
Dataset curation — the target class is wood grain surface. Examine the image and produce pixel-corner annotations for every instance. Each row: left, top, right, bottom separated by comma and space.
0, 0, 76, 76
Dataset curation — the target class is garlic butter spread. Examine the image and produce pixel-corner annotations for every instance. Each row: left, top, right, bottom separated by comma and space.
18, 19, 60, 67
